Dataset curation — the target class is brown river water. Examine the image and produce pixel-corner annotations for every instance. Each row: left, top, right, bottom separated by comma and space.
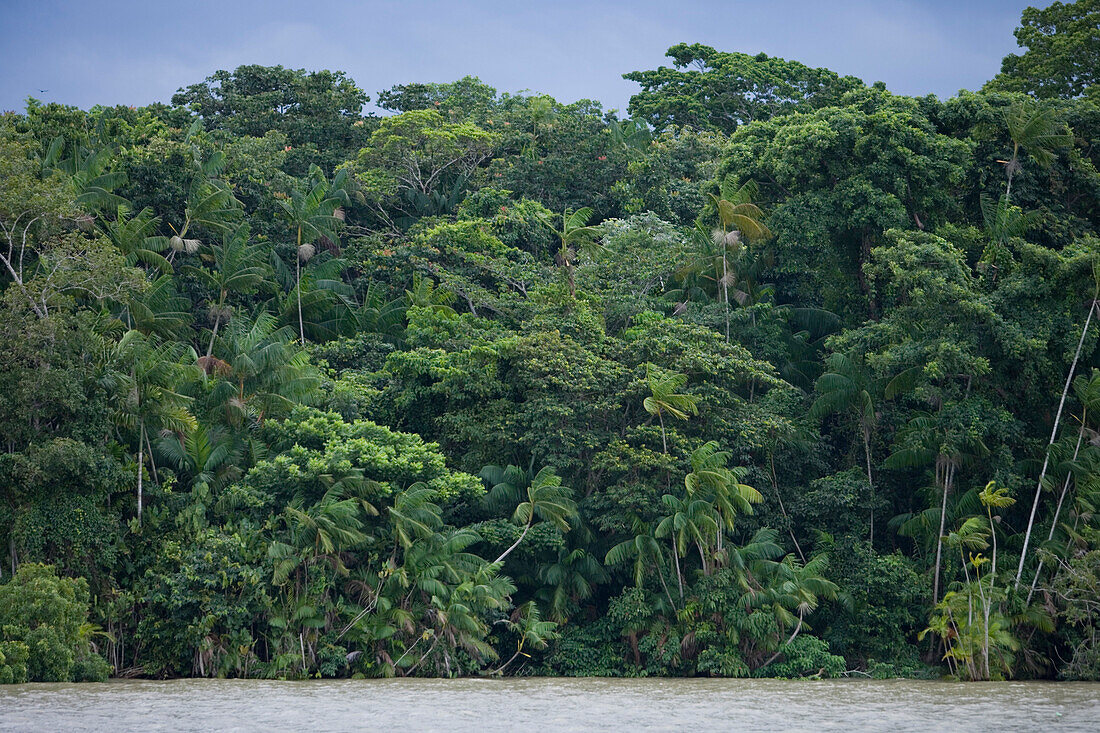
1, 677, 1098, 732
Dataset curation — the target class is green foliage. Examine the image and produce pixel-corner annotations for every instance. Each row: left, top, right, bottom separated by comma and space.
988, 0, 1100, 102
3, 20, 1100, 684
0, 564, 109, 682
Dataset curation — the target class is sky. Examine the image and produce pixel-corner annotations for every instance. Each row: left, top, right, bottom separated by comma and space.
0, 0, 1034, 116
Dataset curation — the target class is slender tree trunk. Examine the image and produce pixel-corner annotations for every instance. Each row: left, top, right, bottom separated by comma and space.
769, 451, 804, 562
1027, 412, 1087, 603
863, 425, 874, 546
933, 461, 954, 605
136, 420, 145, 526
1017, 299, 1096, 587
723, 253, 730, 343
658, 411, 667, 455
205, 298, 224, 360
494, 520, 532, 564
697, 540, 709, 576
297, 253, 306, 346
761, 610, 804, 668
670, 534, 683, 600
656, 554, 677, 610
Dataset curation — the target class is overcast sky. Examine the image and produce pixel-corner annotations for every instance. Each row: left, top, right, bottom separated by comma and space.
1, 0, 1034, 115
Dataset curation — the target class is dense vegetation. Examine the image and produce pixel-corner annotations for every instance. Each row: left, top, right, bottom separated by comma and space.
2, 0, 1100, 682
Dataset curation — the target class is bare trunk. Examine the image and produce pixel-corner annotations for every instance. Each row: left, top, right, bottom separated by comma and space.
863, 425, 874, 545
297, 254, 306, 346
770, 450, 804, 562
1016, 300, 1096, 587
671, 534, 683, 600
136, 420, 145, 526
933, 462, 954, 605
205, 304, 223, 360
494, 520, 532, 564
1027, 411, 1087, 603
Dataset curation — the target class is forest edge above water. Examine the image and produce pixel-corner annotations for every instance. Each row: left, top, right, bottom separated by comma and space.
3, 0, 1100, 685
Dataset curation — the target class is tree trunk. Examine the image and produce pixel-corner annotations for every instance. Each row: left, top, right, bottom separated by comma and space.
136, 420, 145, 526
205, 301, 223, 360
670, 534, 683, 600
494, 520, 532, 564
1016, 299, 1096, 587
933, 461, 953, 605
863, 426, 875, 546
1027, 412, 1087, 603
723, 252, 730, 343
770, 450, 805, 562
297, 253, 306, 346
658, 411, 667, 455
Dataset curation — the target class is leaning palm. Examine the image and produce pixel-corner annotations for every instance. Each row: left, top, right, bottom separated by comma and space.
493, 467, 577, 564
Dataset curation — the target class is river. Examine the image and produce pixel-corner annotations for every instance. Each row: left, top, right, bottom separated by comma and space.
1, 677, 1098, 731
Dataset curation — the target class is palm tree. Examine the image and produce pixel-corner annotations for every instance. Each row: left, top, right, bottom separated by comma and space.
537, 542, 608, 623
164, 145, 242, 260
605, 516, 677, 609
388, 483, 442, 554
810, 351, 879, 543
707, 177, 772, 341
684, 441, 762, 557
491, 601, 558, 675
182, 225, 272, 361
102, 204, 171, 274
202, 311, 320, 430
44, 138, 128, 215
539, 207, 602, 298
491, 467, 577, 565
756, 553, 839, 669
886, 411, 989, 604
643, 363, 701, 454
105, 330, 198, 524
277, 164, 351, 345
656, 492, 719, 590
121, 274, 192, 341
1001, 101, 1073, 200
270, 255, 358, 343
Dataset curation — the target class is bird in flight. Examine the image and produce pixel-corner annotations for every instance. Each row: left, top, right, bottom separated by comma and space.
38, 89, 48, 93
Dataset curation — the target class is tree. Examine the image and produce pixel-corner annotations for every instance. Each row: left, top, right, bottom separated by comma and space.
105, 330, 198, 524
277, 164, 350, 344
643, 363, 701, 454
1001, 101, 1074, 199
182, 225, 271, 360
605, 516, 678, 609
988, 0, 1100, 102
810, 352, 880, 543
488, 466, 577, 565
539, 207, 602, 298
684, 441, 761, 557
353, 109, 497, 228
624, 43, 864, 134
706, 177, 772, 341
172, 65, 372, 172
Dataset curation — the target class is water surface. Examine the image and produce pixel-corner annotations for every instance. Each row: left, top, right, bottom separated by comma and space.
2, 677, 1098, 732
